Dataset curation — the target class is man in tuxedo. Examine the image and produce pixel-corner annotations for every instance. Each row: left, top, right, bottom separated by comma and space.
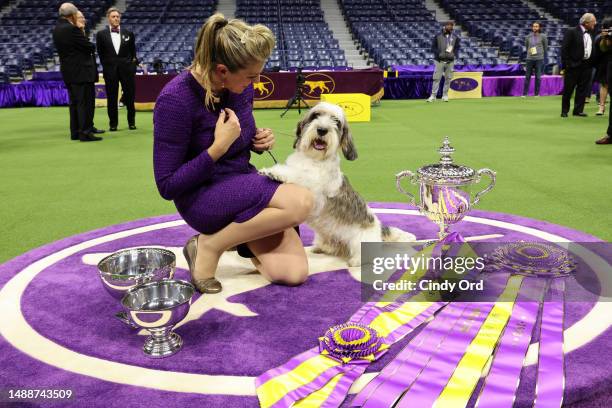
52, 3, 102, 142
96, 7, 138, 131
561, 13, 597, 117
76, 11, 105, 137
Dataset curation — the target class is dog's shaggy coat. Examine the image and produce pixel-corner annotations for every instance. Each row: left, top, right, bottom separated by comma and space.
260, 102, 415, 266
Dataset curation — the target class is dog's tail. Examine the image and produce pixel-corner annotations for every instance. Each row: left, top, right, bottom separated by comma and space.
381, 225, 416, 242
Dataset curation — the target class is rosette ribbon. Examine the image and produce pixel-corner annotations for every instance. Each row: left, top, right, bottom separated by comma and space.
351, 272, 523, 408
352, 242, 571, 408
256, 232, 478, 408
255, 298, 445, 408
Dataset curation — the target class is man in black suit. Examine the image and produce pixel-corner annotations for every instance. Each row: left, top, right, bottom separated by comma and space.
52, 3, 101, 142
561, 13, 597, 117
96, 7, 138, 131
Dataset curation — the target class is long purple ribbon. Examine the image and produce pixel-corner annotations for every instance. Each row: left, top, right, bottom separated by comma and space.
394, 302, 496, 407
268, 365, 349, 408
475, 277, 547, 408
320, 364, 368, 408
256, 301, 383, 389
257, 235, 472, 408
533, 278, 565, 408
256, 348, 320, 387
351, 301, 473, 407
256, 300, 447, 408
352, 273, 511, 408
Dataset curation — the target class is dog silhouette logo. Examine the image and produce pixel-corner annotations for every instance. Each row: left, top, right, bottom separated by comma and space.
253, 75, 274, 100
304, 73, 336, 98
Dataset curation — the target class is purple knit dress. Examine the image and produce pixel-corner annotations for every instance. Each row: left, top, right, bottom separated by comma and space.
153, 71, 281, 234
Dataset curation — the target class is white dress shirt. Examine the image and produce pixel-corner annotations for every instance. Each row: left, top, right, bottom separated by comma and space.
581, 25, 592, 60
110, 26, 121, 54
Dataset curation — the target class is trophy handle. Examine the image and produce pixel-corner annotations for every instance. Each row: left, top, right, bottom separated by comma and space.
472, 168, 496, 205
395, 170, 417, 205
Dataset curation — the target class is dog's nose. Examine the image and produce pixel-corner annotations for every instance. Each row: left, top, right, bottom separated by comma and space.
317, 127, 328, 136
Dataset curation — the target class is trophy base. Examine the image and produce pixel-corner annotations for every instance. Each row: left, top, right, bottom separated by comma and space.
143, 332, 183, 358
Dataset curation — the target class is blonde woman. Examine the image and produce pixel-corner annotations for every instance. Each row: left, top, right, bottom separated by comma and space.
153, 14, 313, 293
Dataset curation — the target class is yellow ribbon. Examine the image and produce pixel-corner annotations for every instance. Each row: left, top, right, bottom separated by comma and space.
258, 241, 480, 408
257, 301, 436, 408
294, 373, 344, 407
257, 355, 340, 408
433, 274, 524, 408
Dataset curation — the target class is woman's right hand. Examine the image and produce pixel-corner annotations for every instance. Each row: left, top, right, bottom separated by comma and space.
209, 108, 241, 160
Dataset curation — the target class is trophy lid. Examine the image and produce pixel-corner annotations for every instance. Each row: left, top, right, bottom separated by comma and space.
416, 137, 476, 184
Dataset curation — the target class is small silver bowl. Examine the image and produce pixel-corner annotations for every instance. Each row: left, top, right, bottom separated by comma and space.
122, 280, 195, 358
97, 248, 176, 327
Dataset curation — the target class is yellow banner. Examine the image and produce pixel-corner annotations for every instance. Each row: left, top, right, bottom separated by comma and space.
448, 72, 483, 99
320, 93, 371, 122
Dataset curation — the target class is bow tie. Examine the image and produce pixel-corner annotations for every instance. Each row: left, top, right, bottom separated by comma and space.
111, 27, 119, 33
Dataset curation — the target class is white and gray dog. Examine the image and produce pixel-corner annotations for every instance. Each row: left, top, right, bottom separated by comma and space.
259, 102, 415, 266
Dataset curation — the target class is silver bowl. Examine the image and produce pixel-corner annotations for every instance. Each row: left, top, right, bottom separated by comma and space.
97, 248, 176, 327
122, 279, 195, 358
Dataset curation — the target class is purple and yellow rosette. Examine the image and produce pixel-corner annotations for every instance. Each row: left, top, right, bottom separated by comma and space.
319, 323, 388, 364
487, 242, 575, 278
256, 300, 442, 408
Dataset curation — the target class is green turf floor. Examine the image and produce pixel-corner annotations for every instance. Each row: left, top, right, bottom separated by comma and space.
0, 96, 610, 263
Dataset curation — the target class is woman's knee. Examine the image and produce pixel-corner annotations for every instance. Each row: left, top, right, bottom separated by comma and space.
271, 269, 308, 286
265, 261, 309, 286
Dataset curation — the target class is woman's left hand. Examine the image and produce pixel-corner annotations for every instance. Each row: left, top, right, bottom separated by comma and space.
252, 128, 275, 151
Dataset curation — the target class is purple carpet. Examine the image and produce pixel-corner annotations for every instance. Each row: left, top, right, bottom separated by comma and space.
0, 202, 609, 408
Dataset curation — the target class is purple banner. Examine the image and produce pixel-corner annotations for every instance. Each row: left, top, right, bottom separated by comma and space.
384, 75, 564, 99
391, 64, 525, 77
133, 69, 385, 109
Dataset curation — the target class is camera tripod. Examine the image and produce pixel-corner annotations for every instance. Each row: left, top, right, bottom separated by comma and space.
281, 70, 310, 117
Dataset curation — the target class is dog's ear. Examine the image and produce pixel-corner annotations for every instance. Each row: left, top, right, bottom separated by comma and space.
293, 115, 308, 149
340, 119, 357, 161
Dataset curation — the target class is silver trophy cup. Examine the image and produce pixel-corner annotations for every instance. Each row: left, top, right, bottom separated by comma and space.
396, 137, 496, 240
97, 248, 176, 327
122, 279, 195, 358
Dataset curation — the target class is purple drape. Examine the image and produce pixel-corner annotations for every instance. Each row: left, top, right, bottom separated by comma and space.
482, 75, 564, 97
391, 64, 526, 77
384, 75, 564, 99
0, 81, 69, 108
0, 72, 566, 106
384, 76, 441, 99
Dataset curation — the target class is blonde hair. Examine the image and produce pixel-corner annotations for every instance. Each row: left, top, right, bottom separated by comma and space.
192, 13, 275, 109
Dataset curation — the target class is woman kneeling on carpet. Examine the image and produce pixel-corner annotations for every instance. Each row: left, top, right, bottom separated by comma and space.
153, 14, 313, 293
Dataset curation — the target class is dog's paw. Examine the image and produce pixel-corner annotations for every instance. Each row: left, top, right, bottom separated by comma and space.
311, 246, 326, 254
259, 168, 285, 182
348, 257, 362, 267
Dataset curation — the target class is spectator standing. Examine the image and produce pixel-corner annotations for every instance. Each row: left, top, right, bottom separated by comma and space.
522, 22, 548, 97
427, 21, 461, 102
52, 3, 101, 141
596, 18, 612, 144
96, 7, 138, 131
594, 19, 612, 115
560, 13, 597, 117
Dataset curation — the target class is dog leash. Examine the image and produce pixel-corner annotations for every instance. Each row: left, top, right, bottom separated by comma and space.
265, 129, 295, 164
267, 151, 278, 164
